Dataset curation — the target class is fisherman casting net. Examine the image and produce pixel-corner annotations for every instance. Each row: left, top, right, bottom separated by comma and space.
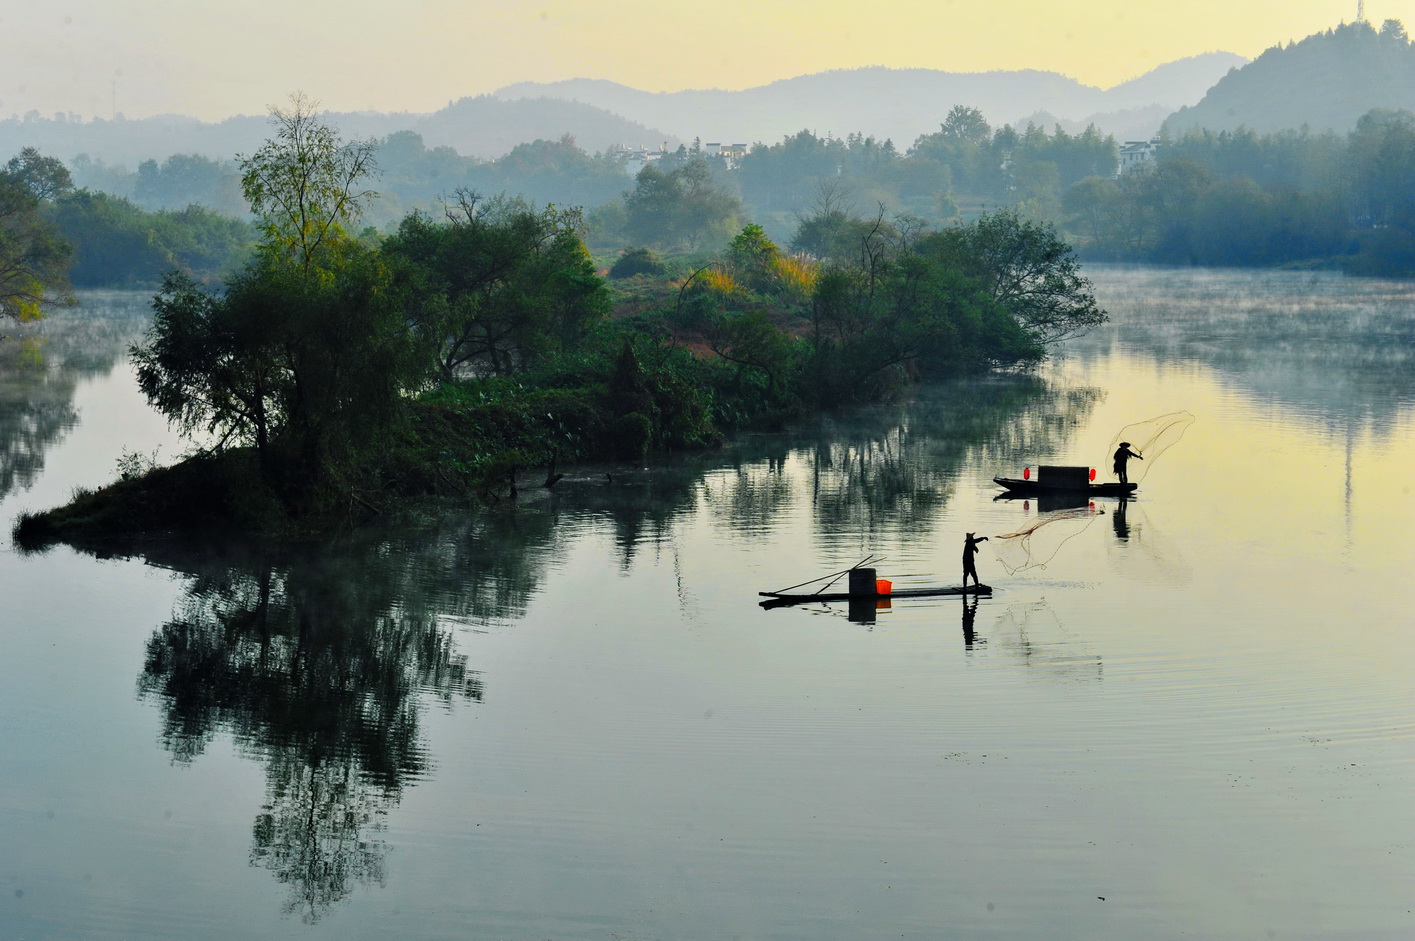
1106, 411, 1195, 483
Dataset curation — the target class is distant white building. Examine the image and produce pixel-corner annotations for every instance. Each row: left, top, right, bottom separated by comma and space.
607, 143, 668, 176
703, 142, 749, 169
607, 140, 750, 175
1117, 138, 1160, 175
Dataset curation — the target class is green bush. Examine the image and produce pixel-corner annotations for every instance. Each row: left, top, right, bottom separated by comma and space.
609, 246, 666, 279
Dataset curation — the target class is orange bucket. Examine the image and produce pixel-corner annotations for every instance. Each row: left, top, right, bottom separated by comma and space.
875, 579, 892, 595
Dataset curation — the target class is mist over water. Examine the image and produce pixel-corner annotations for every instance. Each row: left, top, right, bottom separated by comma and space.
2, 268, 1412, 939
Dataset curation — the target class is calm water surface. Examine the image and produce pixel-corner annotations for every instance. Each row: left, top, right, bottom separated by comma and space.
1, 269, 1412, 940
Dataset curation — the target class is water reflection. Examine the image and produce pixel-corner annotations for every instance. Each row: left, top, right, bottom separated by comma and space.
704, 376, 1102, 540
0, 296, 150, 501
960, 595, 980, 650
0, 337, 79, 499
1082, 268, 1415, 432
567, 470, 702, 569
990, 602, 1103, 682
134, 529, 512, 922
1112, 495, 1131, 541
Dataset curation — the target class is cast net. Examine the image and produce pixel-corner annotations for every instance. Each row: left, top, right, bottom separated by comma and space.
991, 506, 1100, 575
1105, 411, 1195, 483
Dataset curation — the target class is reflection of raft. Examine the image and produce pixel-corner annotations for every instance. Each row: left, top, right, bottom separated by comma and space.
993, 464, 1136, 497
759, 584, 991, 609
992, 476, 1136, 497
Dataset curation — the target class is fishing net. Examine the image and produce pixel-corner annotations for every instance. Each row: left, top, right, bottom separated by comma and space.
991, 506, 1100, 575
1105, 411, 1195, 483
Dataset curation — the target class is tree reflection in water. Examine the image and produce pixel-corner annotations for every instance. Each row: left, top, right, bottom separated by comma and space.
0, 337, 80, 498
722, 375, 1100, 539
1, 296, 150, 501
136, 530, 503, 922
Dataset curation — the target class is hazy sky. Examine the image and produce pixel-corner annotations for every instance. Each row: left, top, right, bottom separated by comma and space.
6, 0, 1404, 120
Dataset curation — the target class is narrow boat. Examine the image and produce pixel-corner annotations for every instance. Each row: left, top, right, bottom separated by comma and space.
759, 584, 991, 609
759, 563, 991, 610
993, 464, 1136, 497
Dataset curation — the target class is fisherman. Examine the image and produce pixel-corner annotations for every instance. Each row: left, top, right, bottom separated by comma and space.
1112, 441, 1143, 485
962, 532, 988, 592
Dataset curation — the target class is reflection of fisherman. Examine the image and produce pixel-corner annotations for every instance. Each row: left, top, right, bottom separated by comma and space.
1112, 495, 1130, 540
1112, 441, 1143, 485
962, 532, 988, 591
961, 594, 979, 649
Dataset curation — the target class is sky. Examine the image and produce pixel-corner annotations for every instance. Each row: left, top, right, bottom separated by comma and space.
5, 0, 1409, 121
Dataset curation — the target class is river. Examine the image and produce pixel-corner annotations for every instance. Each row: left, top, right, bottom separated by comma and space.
1, 267, 1412, 940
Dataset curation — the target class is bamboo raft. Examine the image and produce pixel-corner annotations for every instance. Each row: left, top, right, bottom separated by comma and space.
759, 584, 991, 609
759, 559, 991, 609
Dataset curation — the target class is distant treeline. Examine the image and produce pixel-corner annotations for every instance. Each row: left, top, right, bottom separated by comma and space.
1067, 109, 1415, 273
16, 91, 1415, 283
41, 108, 1115, 282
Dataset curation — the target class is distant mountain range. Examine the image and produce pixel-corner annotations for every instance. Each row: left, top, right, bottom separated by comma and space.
493, 54, 1248, 148
1166, 20, 1415, 135
0, 96, 674, 168
6, 22, 1412, 173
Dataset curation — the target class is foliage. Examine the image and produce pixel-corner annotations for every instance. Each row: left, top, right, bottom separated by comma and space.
135, 247, 430, 501
608, 246, 665, 279
134, 153, 245, 215
239, 93, 378, 275
924, 210, 1106, 344
1065, 108, 1415, 272
382, 192, 609, 381
134, 103, 431, 511
0, 148, 74, 322
49, 190, 253, 286
726, 223, 782, 292
622, 156, 743, 251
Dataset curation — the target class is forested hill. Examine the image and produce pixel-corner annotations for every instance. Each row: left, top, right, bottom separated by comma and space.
1166, 19, 1415, 134
493, 54, 1246, 148
0, 96, 676, 167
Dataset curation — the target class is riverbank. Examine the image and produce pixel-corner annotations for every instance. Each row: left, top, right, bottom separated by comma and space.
11, 339, 779, 551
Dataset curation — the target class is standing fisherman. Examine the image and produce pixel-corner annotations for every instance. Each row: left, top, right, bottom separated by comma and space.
1113, 441, 1143, 485
962, 532, 988, 592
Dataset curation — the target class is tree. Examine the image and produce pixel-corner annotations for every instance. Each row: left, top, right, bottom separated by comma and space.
939, 106, 992, 146
238, 93, 378, 275
134, 100, 430, 505
4, 148, 73, 201
0, 148, 73, 324
726, 223, 781, 291
909, 112, 1000, 197
804, 211, 1016, 402
134, 248, 428, 493
382, 192, 609, 381
1063, 176, 1121, 253
622, 156, 743, 251
923, 210, 1106, 344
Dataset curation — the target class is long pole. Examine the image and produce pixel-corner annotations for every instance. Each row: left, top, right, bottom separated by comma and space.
769, 555, 882, 595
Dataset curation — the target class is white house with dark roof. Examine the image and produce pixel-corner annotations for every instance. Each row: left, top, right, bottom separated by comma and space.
1118, 138, 1160, 175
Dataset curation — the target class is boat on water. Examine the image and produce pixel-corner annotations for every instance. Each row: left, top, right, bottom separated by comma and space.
992, 464, 1136, 497
759, 563, 990, 610
759, 584, 991, 609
